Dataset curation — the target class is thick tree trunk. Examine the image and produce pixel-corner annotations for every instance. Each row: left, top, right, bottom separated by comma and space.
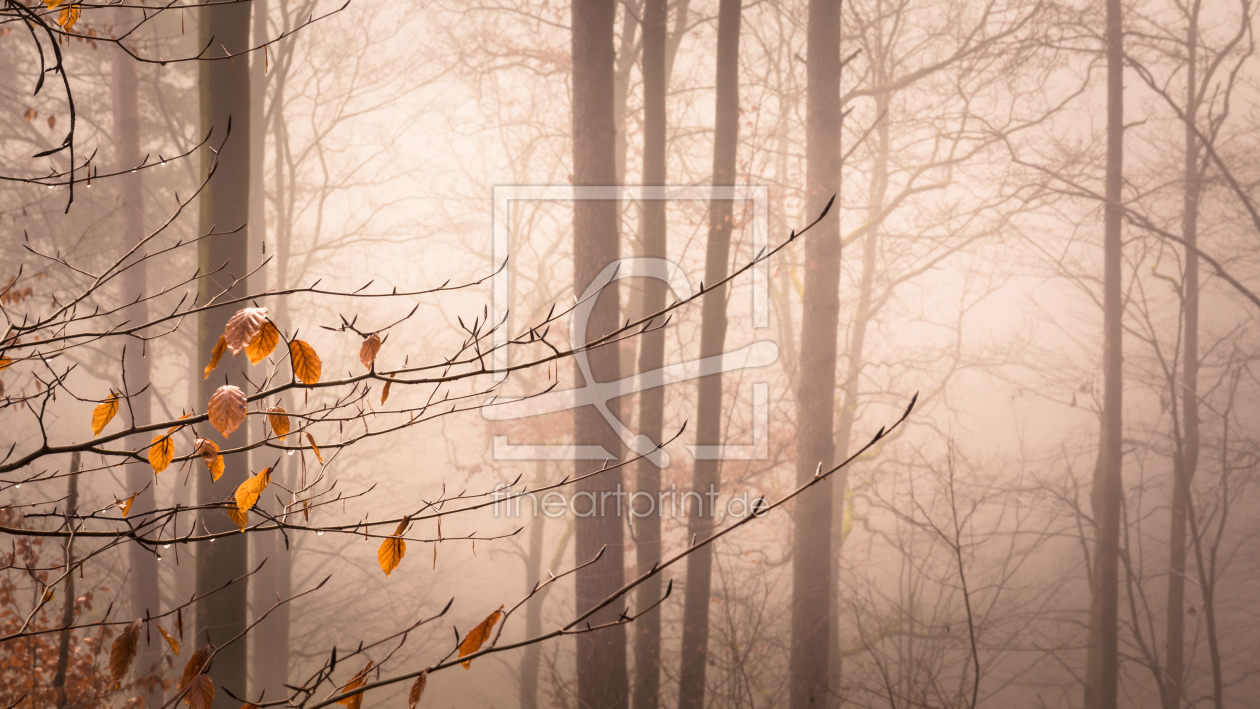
1084, 0, 1124, 707
196, 3, 253, 706
631, 0, 667, 707
520, 462, 548, 709
112, 21, 163, 708
676, 1, 742, 708
571, 2, 628, 707
790, 0, 842, 706
52, 453, 80, 709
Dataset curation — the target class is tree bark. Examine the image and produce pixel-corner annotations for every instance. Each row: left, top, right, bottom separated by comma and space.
631, 0, 667, 707
196, 3, 253, 706
1084, 0, 1124, 706
52, 452, 80, 709
790, 0, 842, 706
571, 2, 628, 707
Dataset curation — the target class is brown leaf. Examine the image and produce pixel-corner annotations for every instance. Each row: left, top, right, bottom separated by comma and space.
47, 114, 56, 130
458, 607, 503, 669
267, 405, 290, 440
182, 645, 212, 687
185, 673, 214, 709
115, 494, 137, 517
225, 501, 248, 533
149, 435, 175, 474
91, 392, 119, 436
359, 333, 382, 370
110, 619, 142, 681
338, 661, 374, 709
378, 517, 408, 577
289, 339, 322, 384
246, 321, 281, 365
408, 670, 428, 709
204, 335, 226, 380
208, 385, 248, 437
234, 468, 271, 513
158, 624, 181, 656
224, 308, 268, 357
304, 432, 323, 463
22, 108, 37, 122
381, 381, 392, 404
196, 439, 225, 481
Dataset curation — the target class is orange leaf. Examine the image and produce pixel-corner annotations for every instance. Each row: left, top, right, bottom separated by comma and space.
149, 435, 175, 474
246, 321, 281, 365
458, 608, 503, 669
378, 517, 408, 577
381, 381, 391, 404
338, 661, 374, 709
204, 335, 226, 380
115, 494, 137, 517
209, 456, 225, 481
408, 670, 428, 709
91, 392, 119, 436
57, 4, 80, 31
110, 619, 142, 681
185, 674, 214, 709
158, 624, 181, 655
289, 339, 322, 384
359, 333, 381, 370
267, 405, 290, 440
208, 385, 247, 437
42, 0, 64, 8
224, 308, 268, 357
234, 468, 271, 513
196, 438, 224, 482
304, 432, 323, 463
225, 501, 248, 532
0, 354, 11, 371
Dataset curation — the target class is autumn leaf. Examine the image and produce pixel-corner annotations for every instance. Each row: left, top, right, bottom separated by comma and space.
234, 468, 271, 513
57, 4, 79, 31
204, 335, 226, 380
225, 501, 248, 533
208, 385, 248, 437
47, 115, 56, 131
359, 333, 382, 370
195, 438, 225, 481
408, 670, 428, 709
267, 405, 290, 440
149, 435, 175, 474
305, 432, 323, 463
185, 674, 214, 709
22, 108, 37, 122
0, 354, 11, 371
182, 646, 211, 686
378, 517, 408, 577
246, 321, 281, 365
289, 339, 322, 384
209, 455, 225, 481
224, 308, 268, 357
91, 392, 119, 436
458, 607, 503, 669
158, 624, 181, 656
42, 0, 65, 9
110, 619, 142, 681
115, 494, 137, 517
381, 381, 391, 404
338, 661, 374, 709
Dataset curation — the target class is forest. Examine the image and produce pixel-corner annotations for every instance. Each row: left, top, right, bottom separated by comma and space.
1, 0, 1259, 707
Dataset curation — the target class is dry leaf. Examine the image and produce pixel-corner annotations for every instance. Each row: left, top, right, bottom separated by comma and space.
338, 661, 374, 709
115, 494, 137, 517
234, 468, 271, 513
91, 392, 119, 436
458, 608, 503, 669
0, 354, 11, 371
246, 321, 281, 365
185, 674, 214, 709
267, 405, 290, 440
110, 619, 142, 681
304, 432, 323, 463
224, 308, 268, 357
182, 646, 211, 687
225, 501, 248, 532
194, 438, 219, 464
378, 517, 408, 577
169, 413, 193, 435
408, 671, 428, 709
57, 4, 80, 30
204, 335, 226, 380
381, 381, 392, 404
208, 385, 247, 437
359, 333, 381, 370
289, 339, 322, 384
47, 115, 56, 130
158, 624, 181, 655
209, 455, 225, 481
43, 0, 65, 8
149, 435, 175, 474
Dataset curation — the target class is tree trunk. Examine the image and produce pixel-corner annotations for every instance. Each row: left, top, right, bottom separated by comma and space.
676, 1, 742, 708
521, 462, 548, 709
631, 0, 667, 707
196, 3, 253, 706
112, 20, 163, 708
571, 2, 628, 707
1084, 0, 1124, 706
52, 452, 80, 709
790, 0, 842, 706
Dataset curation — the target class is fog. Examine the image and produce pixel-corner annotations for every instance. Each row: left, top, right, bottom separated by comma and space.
2, 0, 1260, 708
